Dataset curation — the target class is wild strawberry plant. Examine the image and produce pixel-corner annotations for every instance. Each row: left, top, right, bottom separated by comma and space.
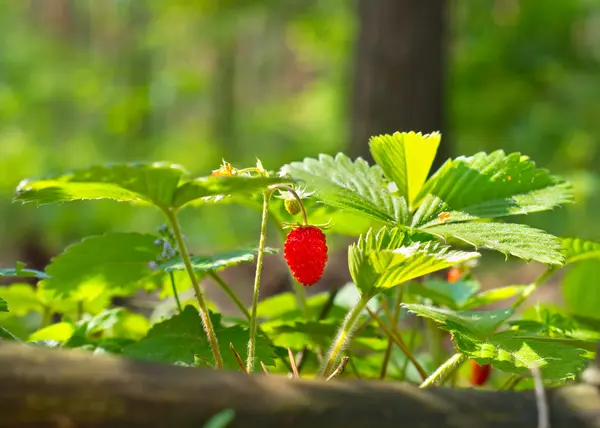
1, 131, 599, 391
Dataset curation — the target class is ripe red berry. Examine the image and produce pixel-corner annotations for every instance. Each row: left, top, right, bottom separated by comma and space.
447, 267, 462, 283
284, 226, 328, 286
469, 360, 492, 386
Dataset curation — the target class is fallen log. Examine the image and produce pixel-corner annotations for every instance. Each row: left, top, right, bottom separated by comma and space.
0, 342, 599, 428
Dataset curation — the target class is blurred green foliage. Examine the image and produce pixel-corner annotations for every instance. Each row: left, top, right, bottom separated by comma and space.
1, 0, 600, 262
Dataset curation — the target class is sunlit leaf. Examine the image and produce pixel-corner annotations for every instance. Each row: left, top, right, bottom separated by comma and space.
424, 222, 564, 265
562, 260, 600, 320
403, 304, 513, 338
411, 150, 573, 227
282, 153, 409, 225
160, 247, 278, 273
349, 229, 480, 295
461, 285, 527, 310
406, 278, 480, 309
562, 237, 600, 265
173, 175, 291, 208
404, 303, 592, 380
369, 131, 440, 208
41, 232, 163, 301
28, 322, 75, 343
0, 284, 44, 316
14, 162, 187, 208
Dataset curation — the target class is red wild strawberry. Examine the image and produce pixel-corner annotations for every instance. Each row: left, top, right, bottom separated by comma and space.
284, 225, 328, 286
447, 266, 462, 283
469, 360, 492, 386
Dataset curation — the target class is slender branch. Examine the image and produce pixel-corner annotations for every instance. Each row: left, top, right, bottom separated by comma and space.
288, 348, 300, 378
326, 357, 350, 381
267, 184, 308, 226
399, 327, 418, 380
247, 190, 272, 373
511, 267, 557, 311
207, 271, 250, 321
419, 352, 467, 388
163, 208, 223, 369
229, 343, 248, 375
318, 296, 370, 378
168, 272, 183, 313
367, 308, 428, 381
380, 288, 403, 380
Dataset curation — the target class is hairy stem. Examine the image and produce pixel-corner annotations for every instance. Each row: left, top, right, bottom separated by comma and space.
247, 190, 272, 373
380, 288, 403, 380
512, 267, 556, 311
164, 208, 223, 369
168, 272, 183, 313
318, 296, 369, 378
368, 307, 428, 381
419, 352, 467, 388
207, 271, 250, 321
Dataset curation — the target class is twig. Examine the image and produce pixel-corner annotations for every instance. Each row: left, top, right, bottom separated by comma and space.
326, 356, 350, 381
288, 348, 300, 378
532, 365, 549, 428
229, 343, 248, 375
260, 361, 270, 375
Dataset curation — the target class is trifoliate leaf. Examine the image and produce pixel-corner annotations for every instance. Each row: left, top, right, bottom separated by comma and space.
14, 162, 187, 208
282, 153, 409, 225
349, 230, 480, 296
122, 306, 277, 369
173, 175, 291, 209
411, 150, 573, 227
403, 304, 514, 338
404, 303, 592, 380
562, 260, 600, 320
0, 298, 7, 313
369, 131, 441, 208
41, 232, 163, 301
562, 237, 600, 265
406, 279, 480, 309
454, 330, 592, 381
424, 222, 564, 265
461, 285, 527, 310
159, 247, 278, 273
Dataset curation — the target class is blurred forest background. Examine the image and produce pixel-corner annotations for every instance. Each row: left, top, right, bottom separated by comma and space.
2, 0, 600, 295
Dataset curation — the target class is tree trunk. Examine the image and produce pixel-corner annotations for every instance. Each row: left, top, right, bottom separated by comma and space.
1, 342, 600, 428
349, 0, 450, 169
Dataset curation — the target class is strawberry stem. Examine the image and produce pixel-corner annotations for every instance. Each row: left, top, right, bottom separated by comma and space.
163, 207, 224, 369
268, 184, 308, 226
247, 189, 273, 372
318, 295, 370, 378
419, 352, 467, 388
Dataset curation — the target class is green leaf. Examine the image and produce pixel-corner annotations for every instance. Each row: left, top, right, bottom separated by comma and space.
562, 237, 600, 265
282, 153, 409, 224
41, 232, 163, 301
0, 326, 20, 341
404, 303, 592, 380
349, 229, 480, 295
424, 222, 565, 265
411, 151, 573, 227
160, 247, 278, 273
204, 409, 236, 428
562, 260, 600, 320
0, 298, 7, 313
28, 322, 75, 343
173, 175, 291, 208
369, 131, 441, 208
0, 261, 49, 279
406, 278, 480, 309
0, 284, 44, 316
461, 285, 527, 310
14, 162, 187, 208
123, 306, 276, 369
403, 304, 514, 337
